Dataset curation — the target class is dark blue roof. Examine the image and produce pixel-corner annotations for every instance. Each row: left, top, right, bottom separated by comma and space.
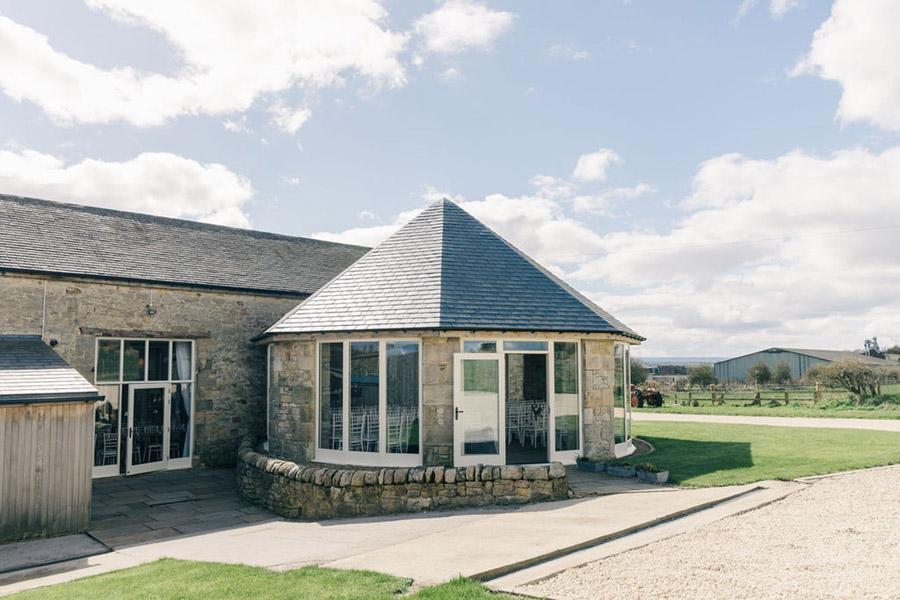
0, 336, 101, 404
266, 200, 643, 339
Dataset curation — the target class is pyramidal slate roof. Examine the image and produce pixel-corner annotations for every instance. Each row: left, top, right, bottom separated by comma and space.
0, 336, 101, 405
265, 199, 643, 339
0, 194, 368, 296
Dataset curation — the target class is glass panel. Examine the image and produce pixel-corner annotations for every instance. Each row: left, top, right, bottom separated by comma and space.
169, 383, 191, 459
461, 359, 500, 455
93, 385, 120, 467
172, 341, 192, 381
131, 388, 165, 466
147, 341, 169, 381
319, 343, 343, 450
123, 340, 145, 381
503, 341, 548, 352
614, 343, 626, 444
624, 345, 632, 440
96, 340, 121, 382
554, 342, 579, 451
350, 342, 379, 453
463, 341, 496, 353
387, 342, 419, 454
505, 353, 547, 464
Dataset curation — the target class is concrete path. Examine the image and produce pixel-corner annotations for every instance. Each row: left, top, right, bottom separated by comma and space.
633, 412, 900, 432
1, 480, 798, 596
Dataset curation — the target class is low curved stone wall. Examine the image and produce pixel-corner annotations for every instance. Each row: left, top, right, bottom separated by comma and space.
236, 438, 569, 519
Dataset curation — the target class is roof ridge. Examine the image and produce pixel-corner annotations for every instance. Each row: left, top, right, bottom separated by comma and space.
0, 193, 368, 250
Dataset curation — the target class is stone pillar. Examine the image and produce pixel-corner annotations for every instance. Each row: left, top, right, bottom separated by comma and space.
581, 339, 616, 461
268, 340, 316, 463
422, 336, 458, 467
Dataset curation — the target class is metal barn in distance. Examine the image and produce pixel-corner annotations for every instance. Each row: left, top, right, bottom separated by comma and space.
714, 347, 898, 383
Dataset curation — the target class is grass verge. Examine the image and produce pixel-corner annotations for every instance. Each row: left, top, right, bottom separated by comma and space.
634, 399, 900, 419
625, 420, 900, 487
9, 559, 516, 600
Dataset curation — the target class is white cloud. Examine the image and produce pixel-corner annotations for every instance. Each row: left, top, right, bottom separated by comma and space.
736, 0, 802, 19
420, 185, 465, 205
531, 175, 575, 200
0, 148, 253, 226
793, 0, 900, 131
440, 67, 463, 83
548, 43, 590, 61
414, 0, 514, 55
572, 183, 654, 215
357, 210, 377, 220
311, 207, 423, 247
223, 116, 250, 133
280, 176, 300, 186
572, 149, 621, 182
269, 101, 312, 134
0, 1, 408, 127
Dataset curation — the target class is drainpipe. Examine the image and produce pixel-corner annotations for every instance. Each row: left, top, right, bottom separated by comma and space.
41, 280, 47, 341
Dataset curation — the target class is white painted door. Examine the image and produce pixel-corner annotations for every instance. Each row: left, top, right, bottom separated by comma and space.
126, 384, 170, 475
453, 353, 505, 467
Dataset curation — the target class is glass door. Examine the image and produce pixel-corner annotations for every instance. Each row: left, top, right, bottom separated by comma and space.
127, 384, 170, 475
453, 353, 505, 467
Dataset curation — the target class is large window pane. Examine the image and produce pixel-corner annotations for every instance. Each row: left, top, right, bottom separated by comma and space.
319, 342, 343, 450
123, 340, 145, 381
462, 359, 500, 455
387, 342, 419, 454
350, 342, 379, 453
96, 340, 121, 382
147, 341, 169, 381
614, 343, 626, 444
172, 341, 192, 381
93, 384, 120, 467
554, 342, 579, 451
503, 341, 547, 352
170, 383, 191, 459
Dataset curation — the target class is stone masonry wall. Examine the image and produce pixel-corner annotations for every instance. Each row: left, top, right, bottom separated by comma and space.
268, 340, 316, 463
582, 339, 616, 461
236, 437, 568, 519
422, 336, 457, 467
0, 272, 301, 467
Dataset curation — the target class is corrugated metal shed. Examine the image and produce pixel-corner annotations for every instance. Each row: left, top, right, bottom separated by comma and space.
714, 347, 898, 382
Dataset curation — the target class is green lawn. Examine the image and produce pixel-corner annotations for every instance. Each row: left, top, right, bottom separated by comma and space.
634, 397, 900, 419
626, 420, 900, 487
10, 559, 514, 600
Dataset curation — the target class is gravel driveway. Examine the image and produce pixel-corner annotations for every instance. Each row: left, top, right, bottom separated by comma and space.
522, 465, 900, 600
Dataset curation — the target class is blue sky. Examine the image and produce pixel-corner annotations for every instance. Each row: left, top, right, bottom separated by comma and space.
1, 0, 898, 356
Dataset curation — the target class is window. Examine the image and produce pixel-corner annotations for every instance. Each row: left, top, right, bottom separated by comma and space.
317, 340, 421, 466
503, 341, 547, 352
92, 339, 194, 476
553, 342, 579, 451
613, 342, 631, 445
463, 341, 496, 353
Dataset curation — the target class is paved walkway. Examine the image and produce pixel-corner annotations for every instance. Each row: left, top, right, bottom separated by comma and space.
633, 412, 900, 431
1, 476, 804, 595
90, 469, 273, 548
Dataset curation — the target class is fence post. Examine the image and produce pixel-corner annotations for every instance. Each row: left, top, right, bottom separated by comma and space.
815, 381, 823, 402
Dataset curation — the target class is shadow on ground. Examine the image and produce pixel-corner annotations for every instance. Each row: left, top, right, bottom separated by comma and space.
637, 437, 753, 484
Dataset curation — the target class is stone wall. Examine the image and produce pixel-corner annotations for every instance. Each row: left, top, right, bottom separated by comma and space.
268, 340, 316, 463
421, 336, 457, 466
582, 339, 616, 461
236, 437, 568, 519
0, 272, 302, 467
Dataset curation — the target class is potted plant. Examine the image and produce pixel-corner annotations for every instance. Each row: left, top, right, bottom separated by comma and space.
575, 455, 605, 473
635, 463, 669, 484
605, 462, 635, 478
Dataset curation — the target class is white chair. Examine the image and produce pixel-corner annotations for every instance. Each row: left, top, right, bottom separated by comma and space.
349, 409, 364, 451
362, 410, 378, 452
100, 432, 118, 465
331, 411, 343, 450
387, 412, 403, 453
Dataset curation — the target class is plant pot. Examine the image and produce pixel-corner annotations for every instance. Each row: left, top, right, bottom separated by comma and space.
636, 469, 669, 484
606, 465, 635, 478
575, 458, 605, 473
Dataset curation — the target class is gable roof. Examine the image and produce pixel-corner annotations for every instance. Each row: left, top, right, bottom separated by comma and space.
264, 199, 643, 339
716, 347, 899, 368
0, 194, 368, 296
0, 336, 101, 405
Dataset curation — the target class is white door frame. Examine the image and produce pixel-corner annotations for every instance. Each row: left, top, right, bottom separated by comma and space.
126, 383, 170, 475
453, 352, 506, 467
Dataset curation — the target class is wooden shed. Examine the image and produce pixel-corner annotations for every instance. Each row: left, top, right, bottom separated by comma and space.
0, 335, 100, 543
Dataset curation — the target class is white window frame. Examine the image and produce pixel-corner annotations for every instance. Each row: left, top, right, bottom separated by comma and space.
92, 337, 195, 478
455, 336, 583, 465
314, 339, 423, 467
613, 342, 635, 458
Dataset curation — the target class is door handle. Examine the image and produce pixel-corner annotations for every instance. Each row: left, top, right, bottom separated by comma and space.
455, 407, 464, 420
128, 427, 133, 438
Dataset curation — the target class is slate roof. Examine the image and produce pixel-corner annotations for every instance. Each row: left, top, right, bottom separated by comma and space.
777, 348, 899, 368
0, 336, 101, 405
264, 199, 643, 339
0, 194, 368, 296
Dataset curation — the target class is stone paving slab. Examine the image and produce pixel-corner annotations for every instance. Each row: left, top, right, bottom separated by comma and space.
0, 535, 108, 577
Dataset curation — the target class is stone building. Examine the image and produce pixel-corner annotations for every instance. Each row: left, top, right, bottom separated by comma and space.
0, 194, 367, 477
258, 199, 644, 470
